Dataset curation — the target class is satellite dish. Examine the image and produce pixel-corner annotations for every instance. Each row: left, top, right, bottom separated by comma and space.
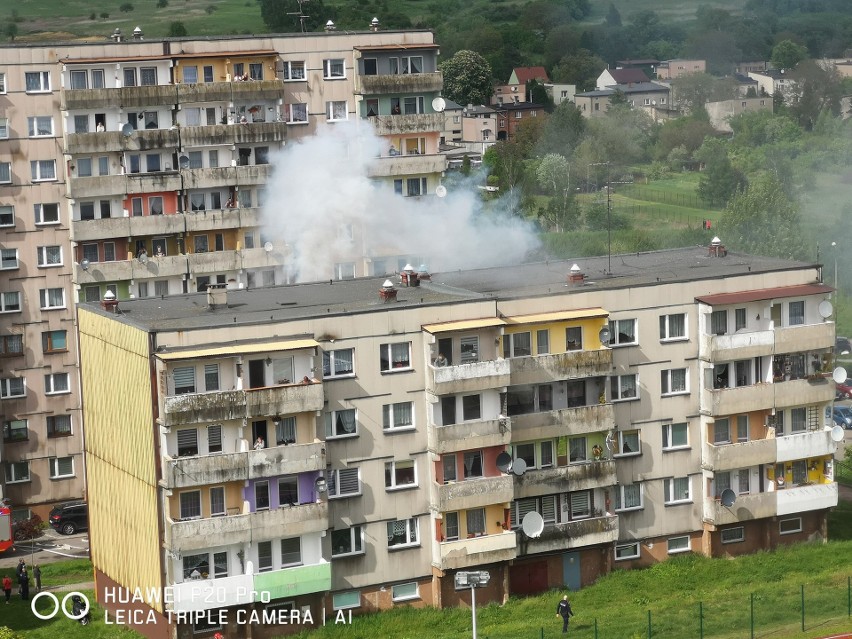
435, 185, 447, 198
833, 367, 848, 384
511, 458, 527, 476
720, 488, 737, 508
121, 123, 134, 137
178, 155, 190, 169
819, 300, 833, 319
521, 511, 544, 538
831, 425, 845, 442
496, 452, 512, 474
263, 241, 274, 253
431, 97, 446, 112
598, 326, 611, 344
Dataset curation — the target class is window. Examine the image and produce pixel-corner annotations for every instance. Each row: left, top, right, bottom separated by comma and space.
27, 116, 53, 137
565, 327, 582, 351
569, 491, 591, 519
611, 374, 637, 400
503, 332, 531, 357
735, 308, 746, 331
49, 456, 74, 479
443, 511, 460, 540
0, 73, 4, 93
323, 59, 345, 79
459, 336, 480, 363
0, 249, 17, 270
569, 437, 587, 462
327, 467, 361, 498
667, 536, 690, 554
81, 244, 99, 263
172, 366, 196, 394
510, 495, 557, 528
462, 395, 481, 421
140, 67, 157, 86
182, 66, 198, 84
5, 461, 30, 483
615, 543, 640, 561
331, 526, 364, 557
327, 101, 348, 121
146, 154, 161, 171
287, 103, 308, 124
721, 527, 744, 544
3, 419, 28, 442
278, 476, 298, 505
442, 454, 457, 483
661, 368, 687, 395
463, 451, 483, 479
256, 540, 273, 572
45, 373, 70, 395
74, 116, 89, 134
255, 481, 270, 510
392, 582, 419, 602
609, 319, 636, 345
0, 334, 23, 356
39, 288, 65, 309
664, 477, 691, 504
383, 402, 413, 431
713, 418, 731, 444
660, 313, 686, 340
281, 537, 301, 566
710, 310, 728, 335
0, 118, 7, 139
30, 160, 56, 181
332, 591, 360, 610
387, 518, 419, 547
37, 245, 62, 267
0, 292, 21, 313
249, 63, 263, 80
662, 422, 688, 449
177, 428, 198, 457
203, 364, 219, 391
403, 96, 425, 114
25, 71, 51, 93
283, 61, 306, 80
466, 508, 486, 536
406, 177, 427, 196
274, 417, 296, 446
385, 460, 416, 489
614, 483, 643, 511
325, 408, 357, 438
513, 441, 554, 470
779, 517, 802, 535
91, 69, 104, 88
149, 196, 164, 216
201, 66, 214, 83
320, 348, 353, 379
380, 342, 412, 371
789, 301, 804, 326
0, 163, 10, 184
535, 330, 549, 355
0, 206, 13, 226
791, 459, 807, 485
207, 424, 223, 454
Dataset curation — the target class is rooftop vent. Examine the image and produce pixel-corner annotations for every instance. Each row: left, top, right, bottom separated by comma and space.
379, 279, 398, 303
206, 283, 228, 310
324, 20, 336, 32
567, 263, 584, 287
708, 236, 727, 257
400, 264, 420, 288
101, 290, 119, 313
132, 26, 144, 40
370, 17, 380, 32
417, 264, 431, 282
110, 28, 123, 43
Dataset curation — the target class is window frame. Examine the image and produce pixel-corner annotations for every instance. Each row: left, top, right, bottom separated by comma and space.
331, 525, 364, 558
37, 245, 63, 268
667, 535, 691, 554
384, 459, 417, 490
779, 517, 802, 535
0, 292, 22, 313
386, 517, 419, 548
609, 318, 637, 346
721, 526, 745, 544
614, 482, 643, 511
664, 476, 692, 505
25, 71, 51, 93
662, 422, 689, 450
30, 160, 57, 182
47, 415, 72, 438
0, 162, 11, 184
283, 61, 306, 81
391, 582, 419, 602
0, 205, 14, 227
614, 542, 640, 561
380, 342, 412, 373
661, 368, 688, 396
5, 460, 30, 483
659, 313, 687, 341
323, 58, 346, 80
382, 401, 414, 432
3, 419, 28, 443
44, 372, 70, 395
327, 467, 361, 499
325, 408, 358, 439
611, 374, 638, 401
326, 100, 348, 122
48, 456, 75, 479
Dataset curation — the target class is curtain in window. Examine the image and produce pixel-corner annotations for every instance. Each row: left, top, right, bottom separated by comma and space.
210, 487, 225, 515
623, 483, 640, 508
276, 417, 296, 444
672, 477, 689, 500
669, 314, 685, 337
463, 452, 482, 478
466, 508, 485, 534
569, 438, 586, 462
337, 410, 356, 434
391, 343, 409, 366
715, 472, 731, 495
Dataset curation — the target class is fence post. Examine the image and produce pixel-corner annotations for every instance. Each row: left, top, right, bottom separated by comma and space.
647, 609, 652, 638
801, 584, 805, 632
699, 601, 703, 639
750, 592, 754, 639
540, 626, 544, 639
848, 576, 850, 617
595, 617, 598, 639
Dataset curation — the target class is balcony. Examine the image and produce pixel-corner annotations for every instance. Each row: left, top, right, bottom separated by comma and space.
775, 323, 834, 354
179, 122, 287, 147
253, 562, 331, 600
428, 418, 510, 455
66, 128, 180, 155
366, 153, 447, 178
62, 84, 180, 110
436, 475, 514, 512
185, 209, 243, 233
69, 173, 183, 199
356, 72, 443, 95
240, 246, 286, 269
245, 381, 324, 418
705, 330, 774, 362
702, 438, 777, 472
509, 350, 612, 386
510, 404, 614, 440
438, 531, 517, 571
72, 217, 133, 242
776, 481, 837, 515
703, 491, 777, 526
773, 377, 833, 409
513, 461, 616, 499
75, 260, 134, 285
176, 80, 285, 103
182, 165, 273, 190
703, 383, 774, 417
776, 429, 834, 462
519, 515, 618, 556
163, 390, 248, 428
170, 573, 254, 613
189, 251, 241, 272
370, 113, 446, 136
131, 213, 187, 237
427, 359, 511, 396
134, 254, 189, 279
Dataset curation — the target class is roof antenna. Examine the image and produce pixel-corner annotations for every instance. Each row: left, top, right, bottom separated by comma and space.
287, 0, 310, 33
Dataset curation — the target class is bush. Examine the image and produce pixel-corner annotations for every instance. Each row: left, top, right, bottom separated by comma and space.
119, 3, 134, 12
156, 0, 168, 6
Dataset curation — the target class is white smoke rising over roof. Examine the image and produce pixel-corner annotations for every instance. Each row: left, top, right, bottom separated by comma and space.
261, 122, 540, 282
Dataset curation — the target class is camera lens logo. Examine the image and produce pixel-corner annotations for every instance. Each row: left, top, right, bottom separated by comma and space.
31, 591, 90, 620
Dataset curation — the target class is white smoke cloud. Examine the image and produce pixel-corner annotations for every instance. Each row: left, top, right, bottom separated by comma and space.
261, 122, 540, 282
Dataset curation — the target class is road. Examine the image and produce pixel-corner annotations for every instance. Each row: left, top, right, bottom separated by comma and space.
0, 527, 89, 570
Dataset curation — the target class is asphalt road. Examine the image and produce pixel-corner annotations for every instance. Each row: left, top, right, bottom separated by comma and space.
0, 526, 89, 571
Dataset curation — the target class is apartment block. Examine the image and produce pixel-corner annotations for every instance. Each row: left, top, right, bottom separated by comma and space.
77, 245, 839, 638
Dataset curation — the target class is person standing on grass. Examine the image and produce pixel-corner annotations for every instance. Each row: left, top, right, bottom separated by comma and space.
556, 594, 574, 633
3, 575, 11, 603
33, 565, 41, 593
18, 566, 29, 600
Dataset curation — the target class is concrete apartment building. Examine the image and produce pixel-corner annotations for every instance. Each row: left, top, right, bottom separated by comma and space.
0, 27, 446, 520
76, 245, 838, 638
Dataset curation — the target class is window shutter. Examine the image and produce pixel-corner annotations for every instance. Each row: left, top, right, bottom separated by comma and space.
178, 429, 198, 449
339, 468, 359, 494
173, 367, 196, 393
207, 424, 222, 452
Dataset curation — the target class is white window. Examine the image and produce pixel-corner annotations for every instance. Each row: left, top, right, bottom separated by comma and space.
34, 203, 60, 225
380, 342, 412, 372
667, 535, 690, 554
660, 313, 686, 340
664, 476, 692, 504
182, 66, 198, 84
609, 318, 637, 346
49, 456, 74, 479
0, 118, 7, 140
44, 373, 70, 395
30, 160, 56, 182
5, 461, 30, 483
383, 402, 414, 431
617, 429, 640, 455
503, 331, 532, 357
25, 71, 51, 93
0, 73, 5, 93
391, 582, 419, 602
385, 460, 417, 489
322, 348, 354, 378
332, 591, 360, 610
323, 59, 345, 79
0, 249, 18, 270
0, 162, 10, 184
287, 103, 308, 124
28, 116, 53, 137
0, 292, 21, 312
710, 310, 728, 335
510, 495, 557, 528
37, 245, 63, 267
569, 491, 592, 519
327, 467, 361, 498
614, 483, 643, 511
721, 526, 744, 544
0, 206, 14, 227
406, 177, 427, 196
0, 377, 24, 399
779, 517, 802, 535
443, 511, 460, 540
615, 542, 640, 561
327, 101, 348, 121
39, 288, 66, 310
179, 491, 201, 520
331, 525, 364, 557
611, 374, 638, 401
662, 422, 688, 449
713, 418, 731, 444
387, 518, 419, 548
788, 300, 805, 326
283, 61, 306, 80
172, 366, 196, 395
661, 368, 688, 395
325, 408, 357, 438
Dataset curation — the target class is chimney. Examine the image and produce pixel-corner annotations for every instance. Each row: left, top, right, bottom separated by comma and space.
324, 20, 336, 32
132, 26, 144, 40
417, 264, 431, 282
708, 236, 727, 258
370, 17, 380, 32
567, 263, 584, 287
101, 290, 119, 313
110, 28, 123, 43
400, 264, 419, 287
379, 279, 398, 303
206, 283, 228, 310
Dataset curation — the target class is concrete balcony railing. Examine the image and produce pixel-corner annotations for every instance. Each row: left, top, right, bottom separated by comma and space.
776, 481, 837, 516
62, 80, 284, 110
702, 438, 777, 472
66, 128, 180, 155
162, 441, 325, 489
356, 72, 443, 95
428, 418, 511, 455
69, 173, 183, 199
513, 461, 616, 499
185, 209, 246, 233
163, 390, 248, 428
366, 154, 447, 178
179, 122, 287, 147
773, 377, 834, 409
188, 250, 241, 272
703, 491, 778, 526
436, 475, 514, 512
182, 165, 273, 190
72, 217, 134, 242
776, 429, 834, 462
170, 572, 254, 613
129, 213, 187, 237
427, 359, 511, 396
245, 381, 324, 418
438, 531, 517, 571
510, 403, 614, 440
240, 246, 287, 270
75, 260, 134, 284
703, 383, 774, 417
133, 254, 190, 279
519, 515, 618, 555
253, 562, 331, 601
509, 349, 612, 386
369, 113, 446, 136
775, 323, 834, 354
177, 80, 285, 103
704, 330, 774, 362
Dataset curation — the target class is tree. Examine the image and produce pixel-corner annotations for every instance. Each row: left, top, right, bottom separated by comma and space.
260, 0, 327, 33
483, 140, 526, 211
156, 0, 168, 7
551, 49, 607, 91
605, 3, 621, 27
439, 50, 493, 107
168, 21, 188, 37
4, 23, 18, 42
120, 3, 134, 12
536, 154, 577, 232
786, 58, 842, 130
696, 138, 746, 207
771, 39, 807, 71
671, 73, 737, 115
536, 100, 586, 156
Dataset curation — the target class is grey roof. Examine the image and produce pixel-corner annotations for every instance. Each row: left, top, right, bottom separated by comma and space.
80, 247, 819, 334
577, 82, 670, 97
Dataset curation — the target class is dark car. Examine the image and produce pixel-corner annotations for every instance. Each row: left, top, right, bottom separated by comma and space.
837, 336, 852, 355
834, 405, 852, 429
48, 501, 88, 535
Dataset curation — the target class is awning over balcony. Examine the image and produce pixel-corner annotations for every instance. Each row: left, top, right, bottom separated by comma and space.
696, 284, 833, 305
503, 308, 608, 325
422, 317, 505, 334
157, 338, 318, 361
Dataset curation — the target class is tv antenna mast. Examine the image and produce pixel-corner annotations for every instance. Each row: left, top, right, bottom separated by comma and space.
287, 0, 310, 33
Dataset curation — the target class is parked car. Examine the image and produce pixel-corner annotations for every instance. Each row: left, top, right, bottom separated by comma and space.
834, 405, 852, 429
835, 381, 852, 400
48, 501, 88, 535
837, 336, 852, 355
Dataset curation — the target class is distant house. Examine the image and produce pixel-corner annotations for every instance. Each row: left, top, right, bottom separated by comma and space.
460, 104, 498, 151
733, 73, 760, 97
748, 69, 798, 103
616, 59, 660, 78
655, 59, 706, 80
575, 82, 670, 118
492, 66, 550, 106
439, 98, 464, 147
596, 67, 650, 90
819, 58, 852, 78
736, 61, 768, 75
493, 102, 545, 141
545, 83, 576, 105
706, 97, 773, 132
